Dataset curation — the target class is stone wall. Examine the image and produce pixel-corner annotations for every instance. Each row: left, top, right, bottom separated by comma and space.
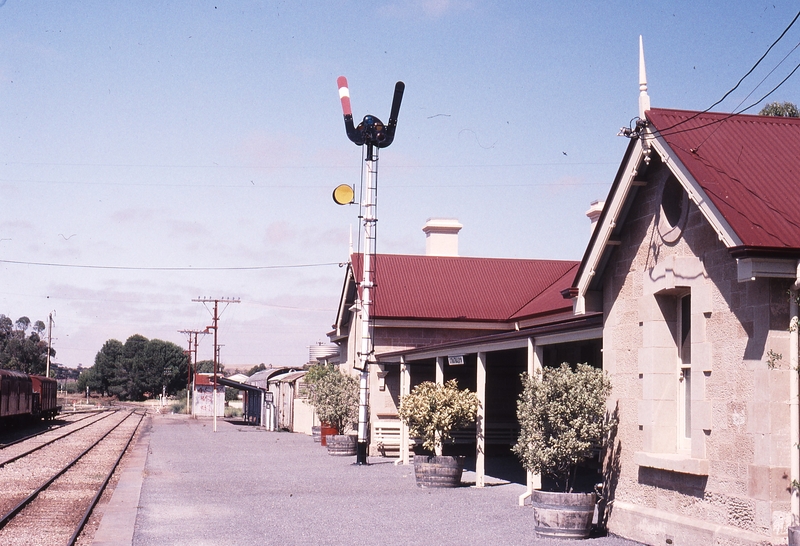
604, 162, 793, 545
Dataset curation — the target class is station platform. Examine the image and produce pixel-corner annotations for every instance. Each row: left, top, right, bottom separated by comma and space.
91, 414, 641, 545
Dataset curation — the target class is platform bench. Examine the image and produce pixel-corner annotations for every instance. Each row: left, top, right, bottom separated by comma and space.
372, 421, 519, 457
372, 420, 415, 457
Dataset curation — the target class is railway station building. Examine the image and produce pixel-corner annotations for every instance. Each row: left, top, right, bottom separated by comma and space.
328, 48, 800, 545
327, 219, 594, 484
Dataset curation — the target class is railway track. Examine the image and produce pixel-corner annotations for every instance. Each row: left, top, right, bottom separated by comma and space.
0, 410, 119, 467
0, 409, 145, 546
0, 411, 103, 450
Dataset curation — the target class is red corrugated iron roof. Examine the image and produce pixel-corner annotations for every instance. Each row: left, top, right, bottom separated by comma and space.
351, 253, 578, 322
647, 108, 800, 249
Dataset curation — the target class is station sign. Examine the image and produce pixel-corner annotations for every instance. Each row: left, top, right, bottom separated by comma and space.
448, 355, 465, 366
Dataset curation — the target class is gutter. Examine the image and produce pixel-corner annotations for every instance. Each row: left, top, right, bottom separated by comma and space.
791, 261, 800, 524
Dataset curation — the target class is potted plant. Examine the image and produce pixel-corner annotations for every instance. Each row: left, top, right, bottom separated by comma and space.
513, 363, 614, 539
398, 379, 480, 487
305, 363, 337, 445
309, 368, 359, 455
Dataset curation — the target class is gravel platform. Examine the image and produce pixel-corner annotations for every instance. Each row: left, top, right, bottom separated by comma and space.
102, 414, 644, 546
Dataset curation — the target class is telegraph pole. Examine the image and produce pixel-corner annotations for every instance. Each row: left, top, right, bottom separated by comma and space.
46, 312, 54, 378
179, 329, 207, 416
192, 297, 240, 432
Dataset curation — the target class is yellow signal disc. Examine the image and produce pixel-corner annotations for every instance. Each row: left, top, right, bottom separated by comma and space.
332, 184, 355, 205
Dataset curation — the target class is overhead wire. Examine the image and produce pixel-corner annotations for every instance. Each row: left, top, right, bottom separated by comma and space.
642, 56, 800, 144
0, 259, 342, 271
680, 56, 800, 152
646, 9, 800, 138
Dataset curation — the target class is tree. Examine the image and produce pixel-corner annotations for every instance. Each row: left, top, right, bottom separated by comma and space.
759, 101, 799, 117
91, 339, 123, 396
77, 366, 96, 394
247, 363, 267, 376
196, 359, 225, 375
143, 338, 187, 395
0, 315, 11, 339
15, 316, 30, 332
33, 320, 46, 336
85, 335, 188, 401
0, 314, 54, 375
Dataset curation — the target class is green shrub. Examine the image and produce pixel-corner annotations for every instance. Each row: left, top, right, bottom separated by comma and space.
305, 362, 336, 407
171, 397, 188, 414
398, 380, 479, 455
513, 363, 614, 492
225, 386, 238, 401
311, 370, 358, 434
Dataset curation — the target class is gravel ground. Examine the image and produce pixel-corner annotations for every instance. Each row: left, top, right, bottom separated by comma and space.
132, 415, 643, 546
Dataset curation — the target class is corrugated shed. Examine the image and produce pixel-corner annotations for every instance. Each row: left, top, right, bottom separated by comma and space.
647, 108, 800, 249
351, 254, 578, 322
268, 371, 307, 384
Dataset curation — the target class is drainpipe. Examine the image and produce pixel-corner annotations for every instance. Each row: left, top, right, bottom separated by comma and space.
791, 261, 800, 524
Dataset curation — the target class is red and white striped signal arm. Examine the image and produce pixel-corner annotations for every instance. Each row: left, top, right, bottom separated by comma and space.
337, 76, 362, 145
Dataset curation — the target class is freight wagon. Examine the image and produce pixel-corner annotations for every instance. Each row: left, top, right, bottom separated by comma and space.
0, 369, 59, 424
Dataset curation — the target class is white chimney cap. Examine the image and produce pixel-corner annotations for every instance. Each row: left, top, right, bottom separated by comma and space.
423, 218, 462, 256
422, 218, 463, 234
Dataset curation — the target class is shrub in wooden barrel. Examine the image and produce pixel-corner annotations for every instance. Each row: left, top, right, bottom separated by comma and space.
413, 455, 465, 488
312, 426, 321, 443
531, 490, 596, 539
320, 424, 338, 446
326, 434, 357, 456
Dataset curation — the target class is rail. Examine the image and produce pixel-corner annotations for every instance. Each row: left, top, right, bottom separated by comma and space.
0, 410, 144, 545
0, 410, 117, 467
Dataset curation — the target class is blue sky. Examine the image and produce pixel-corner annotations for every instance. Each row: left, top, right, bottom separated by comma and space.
1, 1, 799, 369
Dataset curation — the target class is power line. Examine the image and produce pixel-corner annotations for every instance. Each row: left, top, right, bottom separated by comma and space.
0, 176, 614, 190
642, 59, 800, 144
0, 259, 342, 271
650, 9, 800, 138
4, 160, 617, 169
641, 59, 800, 146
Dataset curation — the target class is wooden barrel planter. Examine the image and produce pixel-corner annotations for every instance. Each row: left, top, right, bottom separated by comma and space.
326, 434, 357, 456
311, 426, 321, 443
790, 526, 800, 546
531, 490, 596, 539
413, 455, 465, 488
320, 424, 338, 447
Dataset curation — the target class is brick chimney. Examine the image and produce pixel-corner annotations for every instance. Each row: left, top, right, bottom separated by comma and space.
423, 218, 462, 256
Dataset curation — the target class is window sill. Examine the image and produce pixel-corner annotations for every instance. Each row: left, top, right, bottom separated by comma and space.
634, 451, 709, 476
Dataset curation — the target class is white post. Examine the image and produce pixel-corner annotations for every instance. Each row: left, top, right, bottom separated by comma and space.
355, 143, 379, 465
476, 351, 487, 488
434, 356, 447, 457
435, 356, 444, 385
520, 337, 542, 506
400, 357, 410, 465
791, 281, 799, 523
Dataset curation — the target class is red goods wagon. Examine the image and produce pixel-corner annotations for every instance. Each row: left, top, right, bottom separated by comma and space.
30, 375, 59, 420
0, 369, 33, 421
